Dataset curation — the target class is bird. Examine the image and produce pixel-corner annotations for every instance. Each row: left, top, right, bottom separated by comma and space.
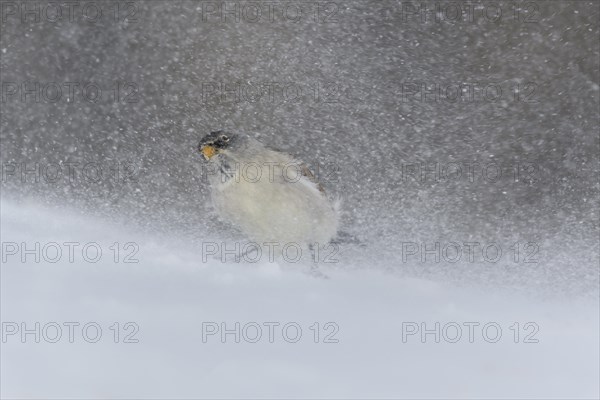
197, 130, 340, 257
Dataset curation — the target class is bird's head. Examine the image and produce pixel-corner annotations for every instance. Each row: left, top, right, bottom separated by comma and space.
198, 130, 238, 160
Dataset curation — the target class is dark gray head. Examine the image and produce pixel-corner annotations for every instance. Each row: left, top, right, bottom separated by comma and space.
198, 130, 239, 160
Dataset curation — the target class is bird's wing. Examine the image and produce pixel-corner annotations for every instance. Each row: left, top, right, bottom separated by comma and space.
264, 144, 327, 194
299, 163, 326, 194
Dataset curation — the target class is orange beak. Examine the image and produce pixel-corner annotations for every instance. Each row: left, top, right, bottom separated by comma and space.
200, 145, 217, 160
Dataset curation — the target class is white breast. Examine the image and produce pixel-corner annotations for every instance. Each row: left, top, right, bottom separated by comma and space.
209, 156, 339, 246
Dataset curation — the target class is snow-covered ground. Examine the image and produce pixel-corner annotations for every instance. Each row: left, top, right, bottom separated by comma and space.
2, 200, 598, 399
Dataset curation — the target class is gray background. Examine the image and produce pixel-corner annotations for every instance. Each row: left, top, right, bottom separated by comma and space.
1, 1, 598, 295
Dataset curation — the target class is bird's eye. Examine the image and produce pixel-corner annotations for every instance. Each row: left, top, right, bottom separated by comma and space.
220, 135, 229, 142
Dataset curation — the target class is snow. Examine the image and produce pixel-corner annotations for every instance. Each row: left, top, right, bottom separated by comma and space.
1, 0, 599, 398
1, 200, 598, 399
